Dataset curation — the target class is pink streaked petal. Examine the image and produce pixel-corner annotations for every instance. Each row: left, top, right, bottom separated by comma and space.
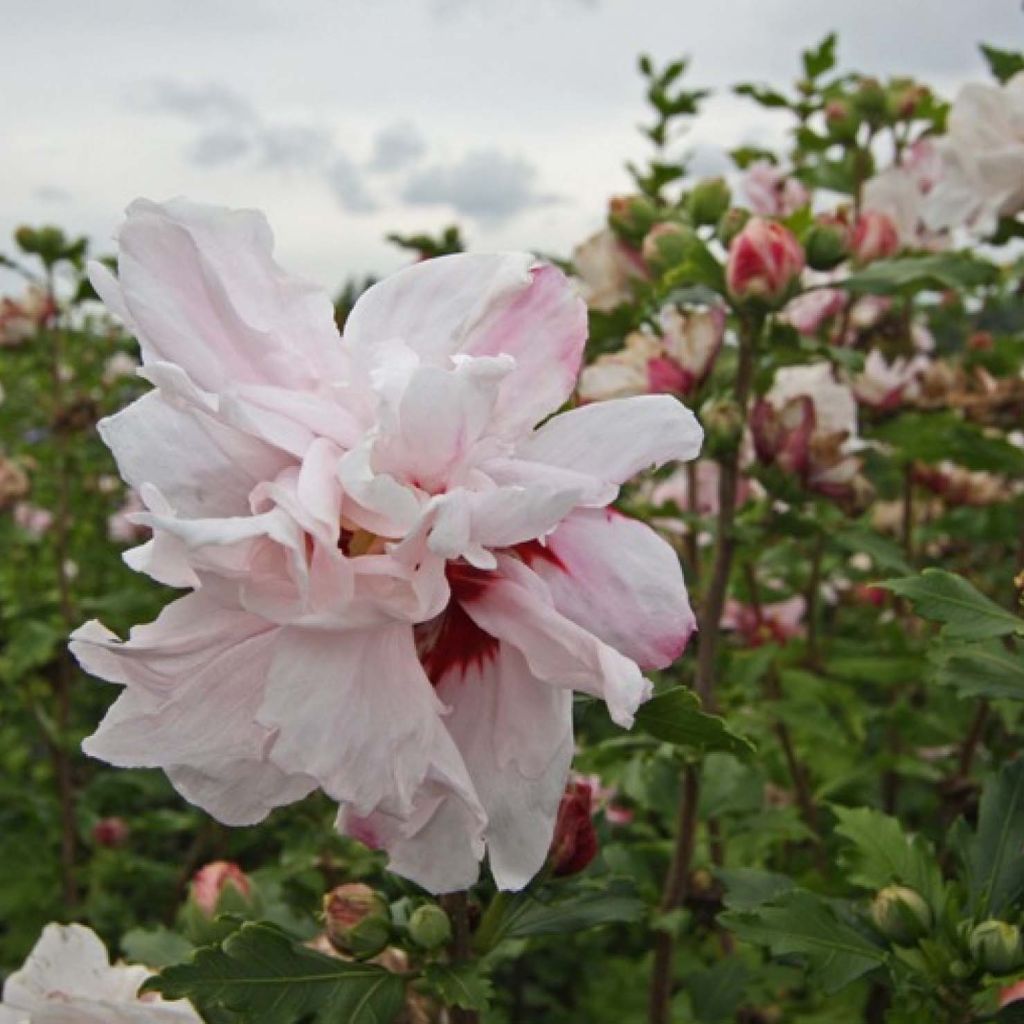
459, 556, 652, 727
522, 508, 695, 671
517, 394, 703, 487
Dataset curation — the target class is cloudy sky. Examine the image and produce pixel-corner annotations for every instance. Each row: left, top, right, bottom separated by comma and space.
2, 0, 1022, 292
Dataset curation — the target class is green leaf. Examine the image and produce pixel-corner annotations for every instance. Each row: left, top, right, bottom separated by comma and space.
840, 253, 999, 296
981, 43, 1024, 84
833, 526, 912, 574
634, 687, 755, 758
832, 806, 944, 909
734, 83, 791, 108
121, 927, 194, 969
683, 957, 751, 1022
931, 640, 1024, 701
881, 569, 1023, 640
872, 411, 1024, 474
802, 33, 837, 79
145, 922, 405, 1024
718, 868, 797, 911
722, 890, 888, 993
422, 964, 492, 1012
965, 760, 1024, 918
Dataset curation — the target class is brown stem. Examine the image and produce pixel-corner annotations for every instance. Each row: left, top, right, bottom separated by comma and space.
648, 765, 700, 1024
958, 701, 990, 778
44, 285, 79, 907
805, 531, 824, 669
441, 892, 478, 1024
684, 459, 701, 586
901, 462, 915, 560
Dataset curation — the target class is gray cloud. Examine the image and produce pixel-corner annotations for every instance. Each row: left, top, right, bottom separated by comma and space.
257, 124, 334, 170
402, 149, 559, 223
369, 122, 426, 173
188, 128, 252, 167
135, 80, 255, 123
33, 185, 72, 203
327, 155, 378, 213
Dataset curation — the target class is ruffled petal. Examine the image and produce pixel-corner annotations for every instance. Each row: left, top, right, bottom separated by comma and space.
521, 508, 695, 670
517, 394, 703, 487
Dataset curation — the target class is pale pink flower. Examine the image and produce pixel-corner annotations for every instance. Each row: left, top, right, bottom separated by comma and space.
0, 923, 200, 1023
13, 502, 53, 539
70, 199, 701, 894
849, 350, 928, 410
862, 163, 947, 252
742, 161, 809, 217
104, 352, 140, 384
721, 595, 806, 647
925, 72, 1024, 235
658, 304, 725, 391
107, 491, 149, 545
782, 288, 847, 336
571, 228, 648, 312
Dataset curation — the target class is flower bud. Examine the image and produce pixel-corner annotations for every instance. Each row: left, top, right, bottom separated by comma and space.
804, 218, 851, 271
824, 99, 859, 141
182, 861, 258, 945
851, 211, 901, 264
716, 207, 750, 248
687, 177, 731, 227
700, 396, 745, 459
92, 816, 129, 848
641, 222, 695, 273
726, 218, 805, 308
870, 886, 932, 946
608, 195, 660, 244
887, 80, 929, 120
324, 883, 391, 959
999, 977, 1024, 1009
970, 920, 1024, 975
549, 782, 598, 877
407, 904, 453, 951
854, 77, 888, 124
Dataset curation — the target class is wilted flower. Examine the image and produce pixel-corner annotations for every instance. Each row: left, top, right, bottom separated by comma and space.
0, 457, 30, 510
12, 502, 53, 539
742, 161, 809, 217
849, 350, 928, 410
92, 816, 130, 848
782, 288, 847, 336
548, 781, 598, 877
913, 461, 1006, 507
726, 218, 805, 307
71, 199, 701, 894
721, 595, 806, 647
751, 363, 864, 499
572, 228, 648, 311
925, 72, 1024, 235
0, 286, 55, 347
0, 923, 201, 1022
851, 210, 902, 264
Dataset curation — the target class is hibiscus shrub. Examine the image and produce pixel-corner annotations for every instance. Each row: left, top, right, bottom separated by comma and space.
2, 34, 1024, 1024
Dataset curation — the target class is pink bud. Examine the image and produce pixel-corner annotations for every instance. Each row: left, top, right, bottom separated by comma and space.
190, 861, 251, 917
549, 782, 598, 877
92, 816, 130, 848
851, 211, 901, 264
1000, 978, 1024, 1009
726, 218, 805, 307
750, 395, 816, 477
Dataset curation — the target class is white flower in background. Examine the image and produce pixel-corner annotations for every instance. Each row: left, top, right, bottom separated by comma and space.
742, 160, 809, 217
571, 228, 648, 312
849, 350, 929, 410
0, 923, 200, 1023
925, 72, 1024, 235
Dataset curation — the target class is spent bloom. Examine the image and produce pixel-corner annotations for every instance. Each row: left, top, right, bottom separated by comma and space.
0, 287, 55, 347
0, 923, 200, 1023
721, 595, 806, 647
925, 72, 1024, 235
742, 161, 810, 217
548, 781, 599, 877
70, 199, 701, 894
726, 218, 805, 307
571, 228, 648, 312
849, 350, 928, 410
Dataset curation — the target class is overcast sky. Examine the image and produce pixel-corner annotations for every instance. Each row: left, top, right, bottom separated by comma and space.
2, 0, 1022, 293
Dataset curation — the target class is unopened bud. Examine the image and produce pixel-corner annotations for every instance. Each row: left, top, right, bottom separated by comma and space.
183, 861, 258, 945
700, 396, 744, 459
608, 194, 660, 244
854, 77, 888, 123
407, 904, 453, 950
804, 217, 851, 271
851, 211, 901, 264
887, 80, 929, 120
92, 816, 129, 848
324, 883, 391, 959
641, 222, 695, 272
726, 218, 805, 308
549, 782, 598, 877
870, 886, 932, 946
970, 920, 1024, 975
716, 207, 750, 248
687, 177, 732, 227
825, 99, 859, 140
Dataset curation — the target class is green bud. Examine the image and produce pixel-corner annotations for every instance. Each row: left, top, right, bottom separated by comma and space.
716, 207, 750, 248
641, 222, 696, 273
687, 177, 731, 227
608, 194, 660, 244
969, 920, 1024, 975
14, 225, 71, 267
324, 883, 391, 960
803, 220, 851, 271
700, 397, 744, 460
853, 77, 888, 124
870, 886, 933, 946
407, 904, 453, 951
